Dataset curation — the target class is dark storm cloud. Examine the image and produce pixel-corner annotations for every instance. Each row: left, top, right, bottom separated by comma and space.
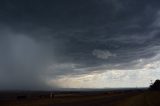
0, 0, 160, 89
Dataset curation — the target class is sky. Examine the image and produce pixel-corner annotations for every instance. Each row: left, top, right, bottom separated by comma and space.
0, 0, 160, 90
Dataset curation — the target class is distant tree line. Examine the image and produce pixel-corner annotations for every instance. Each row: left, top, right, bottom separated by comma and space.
149, 79, 160, 90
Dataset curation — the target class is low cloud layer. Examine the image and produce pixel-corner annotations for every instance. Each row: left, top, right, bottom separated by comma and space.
0, 0, 160, 89
92, 49, 116, 59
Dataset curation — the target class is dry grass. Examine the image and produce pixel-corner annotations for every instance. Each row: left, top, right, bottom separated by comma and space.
2, 91, 158, 106
0, 93, 121, 106
119, 91, 160, 106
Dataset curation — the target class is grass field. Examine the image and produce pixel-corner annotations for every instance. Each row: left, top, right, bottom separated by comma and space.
119, 91, 160, 106
0, 91, 159, 106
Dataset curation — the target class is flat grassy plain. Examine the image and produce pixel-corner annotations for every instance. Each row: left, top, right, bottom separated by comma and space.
0, 90, 159, 106
119, 91, 160, 106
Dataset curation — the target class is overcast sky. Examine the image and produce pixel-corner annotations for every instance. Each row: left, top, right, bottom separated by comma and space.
0, 0, 160, 90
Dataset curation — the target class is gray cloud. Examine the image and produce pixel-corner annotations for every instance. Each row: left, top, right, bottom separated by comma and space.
0, 0, 160, 89
92, 49, 116, 59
